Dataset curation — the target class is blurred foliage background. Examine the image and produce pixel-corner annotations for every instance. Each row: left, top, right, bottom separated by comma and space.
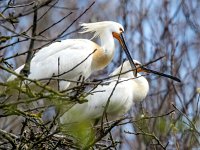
0, 0, 200, 149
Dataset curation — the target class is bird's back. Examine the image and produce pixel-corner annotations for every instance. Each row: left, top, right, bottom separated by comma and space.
8, 39, 102, 90
32, 39, 97, 62
60, 78, 135, 124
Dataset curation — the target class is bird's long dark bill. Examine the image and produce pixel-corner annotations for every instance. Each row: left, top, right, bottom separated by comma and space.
120, 34, 137, 75
142, 67, 181, 82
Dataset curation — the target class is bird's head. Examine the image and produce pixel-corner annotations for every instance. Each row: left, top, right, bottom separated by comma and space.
109, 22, 124, 35
110, 60, 142, 78
80, 21, 137, 72
110, 60, 181, 82
109, 22, 137, 75
80, 21, 126, 49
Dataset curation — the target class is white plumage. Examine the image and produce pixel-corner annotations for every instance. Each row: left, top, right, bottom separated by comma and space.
60, 60, 149, 124
8, 21, 134, 91
9, 39, 96, 89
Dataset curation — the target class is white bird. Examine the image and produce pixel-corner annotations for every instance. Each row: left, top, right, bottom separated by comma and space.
60, 60, 181, 125
8, 21, 136, 91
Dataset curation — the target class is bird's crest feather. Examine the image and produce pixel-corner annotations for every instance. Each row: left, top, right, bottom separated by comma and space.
79, 22, 111, 39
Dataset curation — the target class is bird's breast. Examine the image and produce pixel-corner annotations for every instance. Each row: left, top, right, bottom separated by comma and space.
132, 77, 149, 102
91, 48, 113, 71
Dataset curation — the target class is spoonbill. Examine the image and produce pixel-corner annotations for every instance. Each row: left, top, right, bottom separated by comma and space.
60, 60, 181, 124
8, 21, 136, 91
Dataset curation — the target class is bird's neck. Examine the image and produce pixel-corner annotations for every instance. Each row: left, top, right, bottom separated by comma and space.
132, 75, 149, 101
91, 31, 115, 71
100, 31, 115, 57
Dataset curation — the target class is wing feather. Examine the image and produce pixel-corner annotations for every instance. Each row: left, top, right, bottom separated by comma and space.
60, 79, 134, 123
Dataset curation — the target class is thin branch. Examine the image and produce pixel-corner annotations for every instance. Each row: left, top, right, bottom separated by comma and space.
20, 6, 38, 76
124, 130, 167, 149
172, 104, 200, 136
0, 128, 18, 148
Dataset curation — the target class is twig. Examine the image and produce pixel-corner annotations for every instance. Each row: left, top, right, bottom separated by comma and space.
0, 1, 35, 9
24, 0, 59, 33
52, 49, 97, 78
0, 65, 65, 96
58, 1, 95, 39
20, 6, 38, 76
0, 128, 18, 148
172, 104, 200, 136
124, 130, 167, 149
95, 56, 165, 82
57, 57, 60, 91
100, 60, 124, 129
84, 118, 124, 150
38, 12, 73, 35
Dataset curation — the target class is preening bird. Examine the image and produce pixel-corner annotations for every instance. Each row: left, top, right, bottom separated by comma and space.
8, 21, 136, 91
59, 60, 181, 125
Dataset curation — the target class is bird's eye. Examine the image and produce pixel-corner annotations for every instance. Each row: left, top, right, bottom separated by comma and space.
119, 28, 123, 33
